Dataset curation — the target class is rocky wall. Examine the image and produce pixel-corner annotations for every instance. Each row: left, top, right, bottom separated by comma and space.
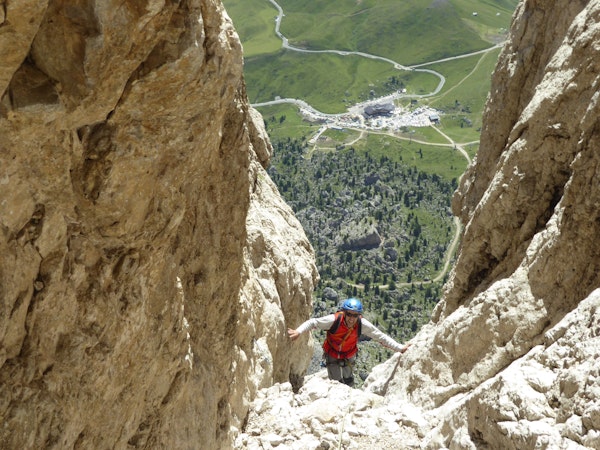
0, 1, 316, 448
365, 0, 600, 447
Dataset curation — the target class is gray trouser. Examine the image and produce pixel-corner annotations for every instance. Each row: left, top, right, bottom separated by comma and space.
325, 354, 356, 386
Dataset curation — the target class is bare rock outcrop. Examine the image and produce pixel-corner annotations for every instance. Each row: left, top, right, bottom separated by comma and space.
237, 372, 421, 449
371, 0, 600, 447
0, 1, 316, 449
239, 287, 600, 449
337, 222, 382, 251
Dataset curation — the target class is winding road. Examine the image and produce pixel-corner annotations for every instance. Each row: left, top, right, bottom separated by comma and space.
255, 0, 497, 171
259, 0, 501, 113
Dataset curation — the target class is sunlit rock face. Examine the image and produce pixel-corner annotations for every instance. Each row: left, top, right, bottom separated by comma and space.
0, 1, 316, 449
367, 0, 600, 447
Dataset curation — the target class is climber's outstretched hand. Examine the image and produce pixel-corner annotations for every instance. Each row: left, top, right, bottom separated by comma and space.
400, 343, 412, 354
288, 328, 300, 341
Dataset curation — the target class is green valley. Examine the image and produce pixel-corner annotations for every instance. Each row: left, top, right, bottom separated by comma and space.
222, 0, 519, 383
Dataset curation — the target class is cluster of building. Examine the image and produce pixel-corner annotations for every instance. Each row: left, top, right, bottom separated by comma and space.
304, 101, 442, 144
363, 103, 395, 118
361, 102, 441, 129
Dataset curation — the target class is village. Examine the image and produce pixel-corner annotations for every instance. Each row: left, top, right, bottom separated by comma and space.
305, 96, 442, 145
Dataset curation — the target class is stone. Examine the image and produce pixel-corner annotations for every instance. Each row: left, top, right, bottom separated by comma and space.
0, 1, 317, 449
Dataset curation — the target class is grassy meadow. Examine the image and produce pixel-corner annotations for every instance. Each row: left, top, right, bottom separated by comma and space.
224, 0, 280, 57
245, 50, 427, 113
349, 133, 468, 182
274, 0, 514, 64
261, 103, 320, 141
420, 48, 503, 142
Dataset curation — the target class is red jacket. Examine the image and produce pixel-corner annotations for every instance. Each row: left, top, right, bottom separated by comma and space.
323, 312, 360, 359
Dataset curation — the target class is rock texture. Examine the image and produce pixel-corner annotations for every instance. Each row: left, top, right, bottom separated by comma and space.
0, 1, 316, 449
235, 289, 600, 449
374, 0, 600, 446
3, 0, 600, 448
236, 0, 600, 449
337, 222, 382, 251
236, 372, 421, 450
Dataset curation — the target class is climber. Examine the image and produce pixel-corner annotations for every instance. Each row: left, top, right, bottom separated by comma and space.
287, 297, 411, 387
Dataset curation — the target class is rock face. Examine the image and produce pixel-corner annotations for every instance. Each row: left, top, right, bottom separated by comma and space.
232, 0, 600, 449
337, 222, 382, 251
373, 0, 600, 447
237, 371, 421, 450
0, 1, 316, 449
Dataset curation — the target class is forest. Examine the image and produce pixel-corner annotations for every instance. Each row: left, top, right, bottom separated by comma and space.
266, 134, 459, 381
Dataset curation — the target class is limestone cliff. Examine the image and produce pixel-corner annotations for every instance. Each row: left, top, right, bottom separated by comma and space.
0, 1, 316, 449
374, 0, 600, 447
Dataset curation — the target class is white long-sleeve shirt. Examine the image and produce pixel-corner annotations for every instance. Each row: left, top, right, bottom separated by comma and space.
295, 314, 405, 352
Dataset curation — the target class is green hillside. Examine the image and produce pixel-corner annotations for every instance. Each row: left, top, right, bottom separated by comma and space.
222, 0, 519, 384
278, 0, 481, 64
224, 0, 517, 116
225, 0, 517, 63
224, 0, 281, 57
244, 50, 440, 113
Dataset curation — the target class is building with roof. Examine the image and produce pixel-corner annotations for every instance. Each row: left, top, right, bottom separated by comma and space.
363, 103, 395, 118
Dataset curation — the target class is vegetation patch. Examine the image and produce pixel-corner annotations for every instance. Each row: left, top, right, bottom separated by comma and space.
274, 0, 512, 64
260, 103, 318, 141
223, 0, 281, 57
245, 51, 439, 113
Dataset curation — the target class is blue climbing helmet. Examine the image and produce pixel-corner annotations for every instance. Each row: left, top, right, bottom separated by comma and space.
341, 297, 363, 313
